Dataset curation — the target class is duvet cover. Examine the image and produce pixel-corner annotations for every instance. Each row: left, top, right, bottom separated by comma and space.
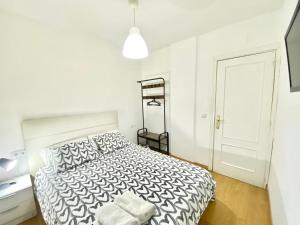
35, 144, 216, 225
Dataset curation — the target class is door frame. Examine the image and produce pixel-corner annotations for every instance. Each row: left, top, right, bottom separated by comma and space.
208, 43, 281, 187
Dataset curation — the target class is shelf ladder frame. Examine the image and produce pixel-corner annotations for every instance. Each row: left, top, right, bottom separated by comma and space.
136, 77, 169, 154
137, 77, 166, 133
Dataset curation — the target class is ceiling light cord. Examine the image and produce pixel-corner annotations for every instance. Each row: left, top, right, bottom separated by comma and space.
133, 8, 136, 26
123, 0, 148, 59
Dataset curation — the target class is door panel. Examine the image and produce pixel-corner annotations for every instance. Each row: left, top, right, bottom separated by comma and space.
213, 52, 276, 188
221, 144, 256, 172
222, 62, 264, 142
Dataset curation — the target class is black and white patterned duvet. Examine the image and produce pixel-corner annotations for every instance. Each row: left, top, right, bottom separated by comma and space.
35, 144, 216, 225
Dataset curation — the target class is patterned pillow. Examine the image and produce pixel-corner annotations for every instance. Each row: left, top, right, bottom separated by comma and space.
47, 138, 99, 173
91, 131, 131, 154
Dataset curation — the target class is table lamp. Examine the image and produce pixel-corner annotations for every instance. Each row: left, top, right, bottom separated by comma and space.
0, 158, 18, 191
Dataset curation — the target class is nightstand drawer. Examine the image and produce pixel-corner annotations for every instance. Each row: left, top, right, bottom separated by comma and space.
0, 188, 34, 213
0, 198, 36, 225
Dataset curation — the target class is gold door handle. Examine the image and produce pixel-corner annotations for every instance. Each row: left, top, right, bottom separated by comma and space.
216, 115, 223, 129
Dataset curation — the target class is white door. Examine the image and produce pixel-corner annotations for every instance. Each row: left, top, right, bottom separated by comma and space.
213, 51, 276, 188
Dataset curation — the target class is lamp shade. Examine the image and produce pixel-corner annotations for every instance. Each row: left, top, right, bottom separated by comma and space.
122, 27, 149, 59
0, 158, 17, 171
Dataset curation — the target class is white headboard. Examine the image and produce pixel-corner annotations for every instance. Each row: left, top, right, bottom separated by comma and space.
22, 111, 118, 176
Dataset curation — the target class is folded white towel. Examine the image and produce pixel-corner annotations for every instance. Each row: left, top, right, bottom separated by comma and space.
95, 202, 139, 225
114, 191, 156, 224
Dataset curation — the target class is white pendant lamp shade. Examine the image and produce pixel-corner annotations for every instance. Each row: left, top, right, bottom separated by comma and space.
122, 0, 148, 59
123, 27, 148, 59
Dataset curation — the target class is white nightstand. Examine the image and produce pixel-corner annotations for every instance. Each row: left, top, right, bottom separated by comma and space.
0, 174, 37, 225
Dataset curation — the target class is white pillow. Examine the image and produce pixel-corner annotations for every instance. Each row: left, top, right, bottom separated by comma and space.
43, 137, 100, 173
90, 131, 131, 154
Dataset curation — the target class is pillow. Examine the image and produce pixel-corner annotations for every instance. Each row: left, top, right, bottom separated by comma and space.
91, 131, 131, 154
47, 138, 99, 173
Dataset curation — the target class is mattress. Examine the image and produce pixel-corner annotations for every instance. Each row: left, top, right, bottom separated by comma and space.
34, 144, 216, 225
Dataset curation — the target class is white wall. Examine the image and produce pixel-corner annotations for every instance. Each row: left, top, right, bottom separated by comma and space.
0, 10, 141, 180
141, 48, 170, 76
268, 1, 300, 225
142, 2, 300, 224
141, 47, 170, 134
195, 10, 281, 165
170, 37, 198, 159
142, 10, 282, 164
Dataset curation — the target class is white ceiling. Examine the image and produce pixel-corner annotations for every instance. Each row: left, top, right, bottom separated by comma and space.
0, 0, 284, 51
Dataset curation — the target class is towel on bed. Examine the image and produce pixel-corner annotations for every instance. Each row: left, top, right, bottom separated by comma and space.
114, 191, 156, 224
95, 202, 139, 225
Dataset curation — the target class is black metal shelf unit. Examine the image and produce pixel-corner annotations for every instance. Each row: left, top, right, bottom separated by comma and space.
137, 78, 169, 155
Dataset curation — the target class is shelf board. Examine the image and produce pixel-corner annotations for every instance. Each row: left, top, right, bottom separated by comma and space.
138, 131, 167, 143
142, 95, 164, 100
142, 83, 164, 89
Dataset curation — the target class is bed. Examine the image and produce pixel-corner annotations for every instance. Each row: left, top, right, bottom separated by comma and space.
22, 111, 216, 225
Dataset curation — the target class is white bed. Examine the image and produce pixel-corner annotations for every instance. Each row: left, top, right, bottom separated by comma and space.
22, 111, 216, 225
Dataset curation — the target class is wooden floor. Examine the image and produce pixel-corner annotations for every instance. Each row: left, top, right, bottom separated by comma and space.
20, 172, 272, 225
199, 172, 271, 225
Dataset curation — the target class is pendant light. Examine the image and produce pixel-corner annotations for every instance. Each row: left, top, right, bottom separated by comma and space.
122, 0, 149, 59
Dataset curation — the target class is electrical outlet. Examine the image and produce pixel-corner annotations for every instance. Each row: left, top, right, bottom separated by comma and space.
11, 150, 26, 158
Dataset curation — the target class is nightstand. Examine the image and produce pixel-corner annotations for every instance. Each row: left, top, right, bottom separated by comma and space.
0, 174, 37, 225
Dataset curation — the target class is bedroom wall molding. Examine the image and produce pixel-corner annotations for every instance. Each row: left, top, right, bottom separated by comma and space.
208, 43, 282, 187
266, 185, 274, 225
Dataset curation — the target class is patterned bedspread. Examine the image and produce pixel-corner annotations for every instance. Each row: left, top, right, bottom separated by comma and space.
35, 144, 216, 225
